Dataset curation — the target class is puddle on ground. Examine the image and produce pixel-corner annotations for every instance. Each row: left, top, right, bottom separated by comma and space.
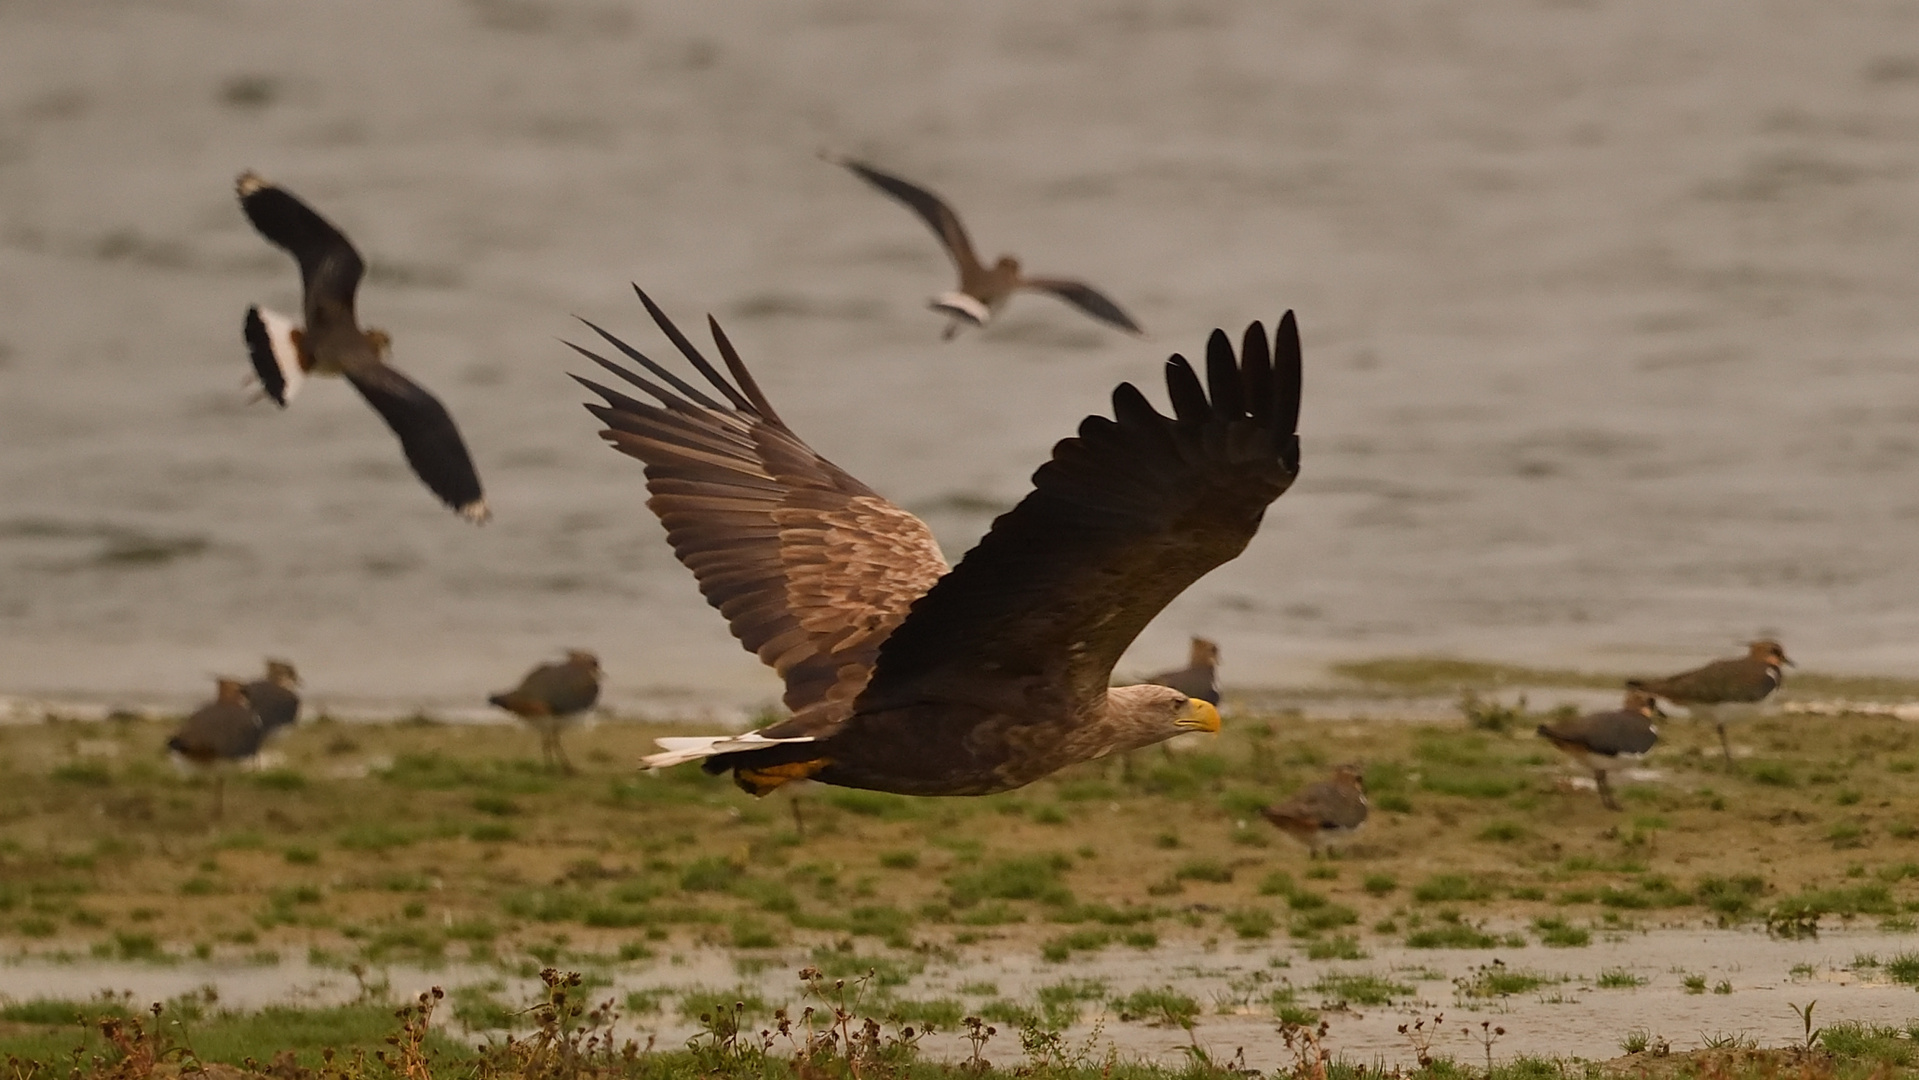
7, 927, 1919, 1067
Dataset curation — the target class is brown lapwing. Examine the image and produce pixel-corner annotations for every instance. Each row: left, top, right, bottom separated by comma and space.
1628, 640, 1791, 767
1147, 637, 1222, 707
487, 651, 602, 774
1536, 691, 1662, 810
242, 659, 302, 739
167, 678, 265, 819
235, 171, 489, 523
1261, 765, 1369, 858
828, 156, 1143, 340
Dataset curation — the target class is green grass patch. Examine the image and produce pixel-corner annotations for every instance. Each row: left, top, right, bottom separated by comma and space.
1407, 922, 1499, 949
948, 855, 1073, 908
1305, 935, 1367, 960
1455, 963, 1554, 998
1531, 916, 1590, 948
1110, 986, 1201, 1027
1312, 971, 1412, 1006
1413, 873, 1495, 903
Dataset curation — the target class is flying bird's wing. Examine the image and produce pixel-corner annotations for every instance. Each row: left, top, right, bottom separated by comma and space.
235, 172, 365, 335
858, 317, 1301, 717
243, 306, 306, 407
834, 158, 985, 277
342, 363, 490, 523
572, 288, 949, 730
1019, 278, 1144, 335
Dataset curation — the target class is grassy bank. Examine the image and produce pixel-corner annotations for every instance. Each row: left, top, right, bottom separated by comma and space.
5, 698, 1919, 970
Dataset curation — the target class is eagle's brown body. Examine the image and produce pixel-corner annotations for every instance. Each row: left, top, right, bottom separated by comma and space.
575, 291, 1298, 796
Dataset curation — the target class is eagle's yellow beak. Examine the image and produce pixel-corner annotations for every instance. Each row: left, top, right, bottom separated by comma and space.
1176, 699, 1222, 734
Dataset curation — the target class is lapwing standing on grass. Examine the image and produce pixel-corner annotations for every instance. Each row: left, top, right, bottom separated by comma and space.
828, 156, 1144, 340
1147, 637, 1222, 707
1628, 640, 1791, 767
242, 659, 302, 737
1260, 765, 1369, 857
167, 679, 265, 819
235, 171, 489, 523
487, 651, 602, 774
1536, 691, 1662, 811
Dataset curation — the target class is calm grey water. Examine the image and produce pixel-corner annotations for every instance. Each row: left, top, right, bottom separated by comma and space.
3, 1, 1918, 714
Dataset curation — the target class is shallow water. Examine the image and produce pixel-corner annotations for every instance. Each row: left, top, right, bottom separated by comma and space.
9, 928, 1919, 1066
3, 2, 1919, 713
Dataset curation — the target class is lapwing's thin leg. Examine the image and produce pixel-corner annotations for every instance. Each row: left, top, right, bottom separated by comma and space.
1716, 721, 1734, 768
1595, 770, 1619, 812
790, 792, 806, 839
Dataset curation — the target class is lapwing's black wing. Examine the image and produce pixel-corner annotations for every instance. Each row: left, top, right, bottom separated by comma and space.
1020, 277, 1144, 335
235, 172, 365, 332
243, 306, 301, 407
835, 158, 985, 277
342, 363, 490, 523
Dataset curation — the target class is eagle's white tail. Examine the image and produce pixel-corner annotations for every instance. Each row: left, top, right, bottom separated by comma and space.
644, 731, 817, 770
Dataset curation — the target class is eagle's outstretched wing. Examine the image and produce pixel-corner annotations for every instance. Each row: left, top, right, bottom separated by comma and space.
573, 289, 949, 728
857, 317, 1301, 716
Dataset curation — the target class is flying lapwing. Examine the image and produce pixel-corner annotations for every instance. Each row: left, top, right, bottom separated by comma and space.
828, 156, 1143, 340
235, 171, 489, 523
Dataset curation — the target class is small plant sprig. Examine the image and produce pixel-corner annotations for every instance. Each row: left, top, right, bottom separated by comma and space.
1470, 1019, 1507, 1076
89, 1002, 204, 1080
482, 969, 634, 1080
1791, 1000, 1823, 1053
1276, 1017, 1331, 1080
1398, 1012, 1444, 1068
960, 1016, 997, 1072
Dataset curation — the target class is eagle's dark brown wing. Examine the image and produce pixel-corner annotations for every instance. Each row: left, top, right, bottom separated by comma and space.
572, 288, 948, 729
343, 363, 490, 523
834, 158, 985, 278
235, 172, 365, 335
1019, 277, 1144, 335
857, 316, 1301, 715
